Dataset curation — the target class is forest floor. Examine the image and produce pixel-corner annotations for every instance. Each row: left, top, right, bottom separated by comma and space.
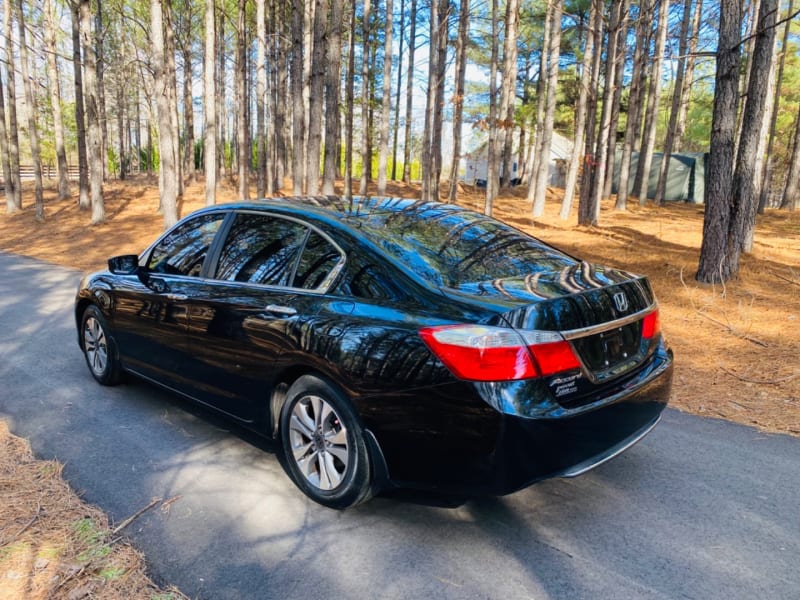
0, 174, 798, 596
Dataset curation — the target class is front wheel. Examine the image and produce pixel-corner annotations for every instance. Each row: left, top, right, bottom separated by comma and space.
279, 375, 373, 509
80, 305, 122, 386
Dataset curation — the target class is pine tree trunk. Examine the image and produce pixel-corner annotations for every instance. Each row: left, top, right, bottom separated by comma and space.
758, 0, 793, 213
165, 3, 183, 197
116, 85, 126, 180
183, 45, 195, 185
322, 0, 344, 194
675, 0, 703, 155
430, 0, 449, 200
306, 0, 327, 195
0, 65, 14, 211
577, 0, 603, 226
217, 9, 227, 179
483, 0, 499, 214
447, 0, 470, 203
616, 0, 652, 210
343, 4, 356, 197
95, 3, 108, 181
17, 0, 44, 212
0, 68, 12, 213
734, 0, 760, 159
236, 0, 249, 198
391, 0, 405, 183
367, 42, 378, 186
70, 4, 89, 198
402, 0, 417, 184
377, 0, 394, 196
654, 0, 693, 205
204, 0, 217, 205
80, 0, 104, 224
729, 0, 777, 257
151, 0, 179, 228
265, 0, 279, 194
44, 0, 70, 200
588, 0, 624, 215
303, 0, 315, 176
500, 0, 519, 190
696, 0, 742, 282
603, 0, 630, 199
530, 0, 560, 217
782, 104, 800, 210
4, 0, 22, 212
528, 0, 551, 203
291, 0, 305, 192
561, 0, 596, 219
255, 0, 266, 197
634, 0, 669, 204
359, 0, 372, 195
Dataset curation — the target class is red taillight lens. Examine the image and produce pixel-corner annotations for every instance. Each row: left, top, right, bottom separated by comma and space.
527, 340, 582, 376
420, 325, 581, 382
641, 309, 661, 339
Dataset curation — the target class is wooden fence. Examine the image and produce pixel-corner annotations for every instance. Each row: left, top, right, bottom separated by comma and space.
0, 165, 81, 184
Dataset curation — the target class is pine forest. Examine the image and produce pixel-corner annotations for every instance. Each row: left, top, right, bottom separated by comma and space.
1, 0, 799, 283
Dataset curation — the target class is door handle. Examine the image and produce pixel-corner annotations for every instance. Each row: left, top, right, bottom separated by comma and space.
166, 293, 188, 301
265, 304, 297, 316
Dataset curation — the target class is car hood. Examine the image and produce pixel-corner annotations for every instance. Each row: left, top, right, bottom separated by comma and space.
441, 262, 655, 331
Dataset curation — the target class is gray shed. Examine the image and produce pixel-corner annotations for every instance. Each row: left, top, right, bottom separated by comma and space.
612, 152, 707, 203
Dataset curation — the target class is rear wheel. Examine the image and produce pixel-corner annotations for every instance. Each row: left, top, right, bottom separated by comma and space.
279, 375, 372, 509
80, 305, 122, 386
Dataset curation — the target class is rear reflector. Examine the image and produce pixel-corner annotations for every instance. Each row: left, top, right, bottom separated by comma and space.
419, 324, 581, 382
641, 309, 661, 339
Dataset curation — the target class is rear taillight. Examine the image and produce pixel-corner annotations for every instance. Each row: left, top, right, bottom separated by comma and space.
419, 324, 581, 382
641, 309, 661, 339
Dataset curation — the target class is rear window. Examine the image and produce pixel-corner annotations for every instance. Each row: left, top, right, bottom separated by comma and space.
348, 204, 575, 287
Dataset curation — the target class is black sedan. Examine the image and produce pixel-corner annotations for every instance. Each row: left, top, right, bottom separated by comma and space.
75, 196, 673, 508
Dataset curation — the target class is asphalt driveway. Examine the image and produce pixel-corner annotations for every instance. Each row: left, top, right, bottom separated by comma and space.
1, 251, 798, 599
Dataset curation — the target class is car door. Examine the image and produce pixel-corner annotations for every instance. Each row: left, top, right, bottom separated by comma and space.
110, 212, 227, 388
183, 211, 345, 422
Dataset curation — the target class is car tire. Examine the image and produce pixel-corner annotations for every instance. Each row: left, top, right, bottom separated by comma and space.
279, 375, 373, 509
80, 305, 122, 386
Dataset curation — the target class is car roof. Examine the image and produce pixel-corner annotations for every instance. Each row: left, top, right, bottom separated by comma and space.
192, 195, 467, 224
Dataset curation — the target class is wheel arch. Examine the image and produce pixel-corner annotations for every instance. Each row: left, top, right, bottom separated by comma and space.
268, 366, 391, 491
75, 298, 93, 349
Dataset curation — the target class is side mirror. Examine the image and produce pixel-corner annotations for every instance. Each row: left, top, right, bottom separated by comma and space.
108, 254, 141, 275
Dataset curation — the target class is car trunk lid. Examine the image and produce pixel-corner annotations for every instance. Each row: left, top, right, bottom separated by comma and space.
444, 262, 659, 397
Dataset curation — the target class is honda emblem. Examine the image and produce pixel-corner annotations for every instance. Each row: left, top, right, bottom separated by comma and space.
613, 291, 629, 312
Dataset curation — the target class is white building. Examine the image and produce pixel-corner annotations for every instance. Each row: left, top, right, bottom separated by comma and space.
462, 132, 574, 188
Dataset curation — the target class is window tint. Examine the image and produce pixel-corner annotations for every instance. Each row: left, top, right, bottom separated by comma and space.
347, 205, 575, 287
147, 213, 225, 276
215, 214, 307, 286
294, 231, 342, 290
337, 254, 405, 301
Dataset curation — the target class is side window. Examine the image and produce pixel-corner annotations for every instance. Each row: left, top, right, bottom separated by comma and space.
338, 254, 405, 301
215, 214, 307, 286
294, 231, 342, 290
147, 213, 225, 276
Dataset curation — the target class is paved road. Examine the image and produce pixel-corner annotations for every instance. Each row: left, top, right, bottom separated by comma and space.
1, 251, 798, 600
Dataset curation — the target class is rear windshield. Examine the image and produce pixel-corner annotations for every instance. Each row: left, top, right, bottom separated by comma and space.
346, 202, 576, 287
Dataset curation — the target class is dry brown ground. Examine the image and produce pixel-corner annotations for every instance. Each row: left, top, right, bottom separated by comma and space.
1, 175, 798, 597
1, 175, 798, 435
0, 422, 185, 599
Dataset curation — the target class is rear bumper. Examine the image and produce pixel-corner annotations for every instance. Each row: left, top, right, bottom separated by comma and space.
367, 347, 672, 495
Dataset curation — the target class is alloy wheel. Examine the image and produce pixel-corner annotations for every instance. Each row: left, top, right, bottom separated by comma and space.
83, 316, 108, 376
288, 394, 349, 491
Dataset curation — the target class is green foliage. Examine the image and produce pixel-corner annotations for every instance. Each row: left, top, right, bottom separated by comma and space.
107, 146, 120, 178
72, 518, 112, 562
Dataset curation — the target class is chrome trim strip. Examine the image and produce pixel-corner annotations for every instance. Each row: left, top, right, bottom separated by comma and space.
558, 415, 661, 478
560, 303, 657, 340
